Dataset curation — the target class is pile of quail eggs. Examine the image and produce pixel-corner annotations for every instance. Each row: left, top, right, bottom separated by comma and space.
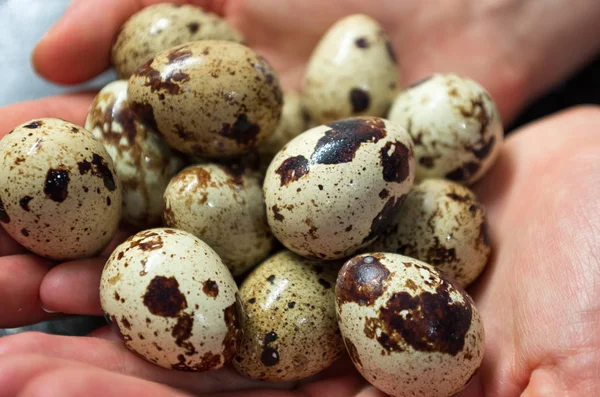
0, 4, 505, 397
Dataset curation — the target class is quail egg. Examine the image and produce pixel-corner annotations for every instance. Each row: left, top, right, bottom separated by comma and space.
99, 228, 242, 371
0, 118, 122, 260
336, 253, 484, 397
258, 91, 310, 162
263, 117, 415, 260
112, 3, 244, 78
369, 179, 491, 287
163, 163, 274, 277
303, 14, 399, 124
85, 80, 185, 228
128, 40, 283, 157
233, 250, 343, 381
388, 74, 503, 184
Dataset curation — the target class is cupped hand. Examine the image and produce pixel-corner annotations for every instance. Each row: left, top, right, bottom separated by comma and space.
1, 1, 599, 396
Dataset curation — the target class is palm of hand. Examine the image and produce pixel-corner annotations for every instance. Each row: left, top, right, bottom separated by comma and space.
1, 1, 599, 396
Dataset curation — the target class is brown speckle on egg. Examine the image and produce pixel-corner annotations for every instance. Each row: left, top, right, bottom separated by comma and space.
311, 118, 386, 165
143, 276, 188, 317
275, 155, 310, 186
203, 279, 219, 298
336, 254, 391, 307
44, 168, 70, 203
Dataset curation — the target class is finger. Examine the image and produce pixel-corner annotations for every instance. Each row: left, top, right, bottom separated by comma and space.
0, 255, 55, 328
33, 0, 228, 85
0, 354, 185, 397
0, 331, 283, 395
0, 229, 27, 256
39, 258, 105, 316
0, 354, 90, 397
0, 92, 96, 137
20, 368, 186, 397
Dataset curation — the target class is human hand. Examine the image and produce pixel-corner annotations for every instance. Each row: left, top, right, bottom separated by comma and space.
1, 1, 600, 396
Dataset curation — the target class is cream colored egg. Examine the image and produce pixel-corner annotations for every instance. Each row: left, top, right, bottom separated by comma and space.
369, 179, 491, 287
233, 250, 343, 381
112, 3, 244, 78
388, 74, 503, 184
99, 228, 242, 371
163, 163, 274, 276
128, 40, 283, 157
258, 91, 310, 162
303, 14, 399, 124
263, 117, 415, 260
0, 118, 122, 260
85, 80, 185, 228
336, 253, 484, 397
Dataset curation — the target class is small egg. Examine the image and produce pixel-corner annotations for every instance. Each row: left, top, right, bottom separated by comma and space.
233, 250, 343, 381
99, 228, 242, 371
0, 118, 122, 260
163, 163, 274, 276
112, 3, 244, 78
303, 14, 399, 124
369, 179, 490, 287
85, 80, 185, 228
128, 41, 283, 157
263, 117, 415, 260
336, 253, 484, 397
258, 91, 310, 163
388, 74, 503, 184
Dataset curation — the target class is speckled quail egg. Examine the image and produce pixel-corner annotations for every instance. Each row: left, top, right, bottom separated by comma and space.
388, 74, 503, 184
163, 163, 274, 276
336, 253, 484, 397
128, 40, 283, 157
369, 179, 491, 287
303, 14, 399, 124
258, 91, 310, 162
85, 80, 185, 228
0, 118, 122, 260
112, 3, 244, 79
99, 228, 242, 371
263, 117, 415, 260
233, 250, 343, 381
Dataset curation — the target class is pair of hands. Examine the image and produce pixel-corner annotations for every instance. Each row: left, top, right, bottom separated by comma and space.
1, 1, 600, 396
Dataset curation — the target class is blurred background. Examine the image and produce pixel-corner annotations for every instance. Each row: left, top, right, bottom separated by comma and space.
0, 0, 599, 336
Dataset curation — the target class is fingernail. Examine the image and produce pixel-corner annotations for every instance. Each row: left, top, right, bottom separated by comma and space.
41, 306, 59, 314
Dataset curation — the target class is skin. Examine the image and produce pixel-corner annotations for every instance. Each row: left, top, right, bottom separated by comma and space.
0, 0, 599, 396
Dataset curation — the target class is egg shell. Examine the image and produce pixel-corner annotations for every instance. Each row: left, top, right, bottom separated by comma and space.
336, 253, 484, 397
258, 91, 310, 162
263, 117, 415, 260
85, 80, 185, 228
388, 74, 503, 184
369, 179, 491, 287
233, 250, 343, 381
163, 163, 274, 276
0, 118, 122, 260
112, 3, 244, 79
128, 40, 283, 157
303, 14, 399, 124
99, 228, 242, 371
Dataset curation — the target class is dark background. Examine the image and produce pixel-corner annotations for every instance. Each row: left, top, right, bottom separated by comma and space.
0, 0, 599, 336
